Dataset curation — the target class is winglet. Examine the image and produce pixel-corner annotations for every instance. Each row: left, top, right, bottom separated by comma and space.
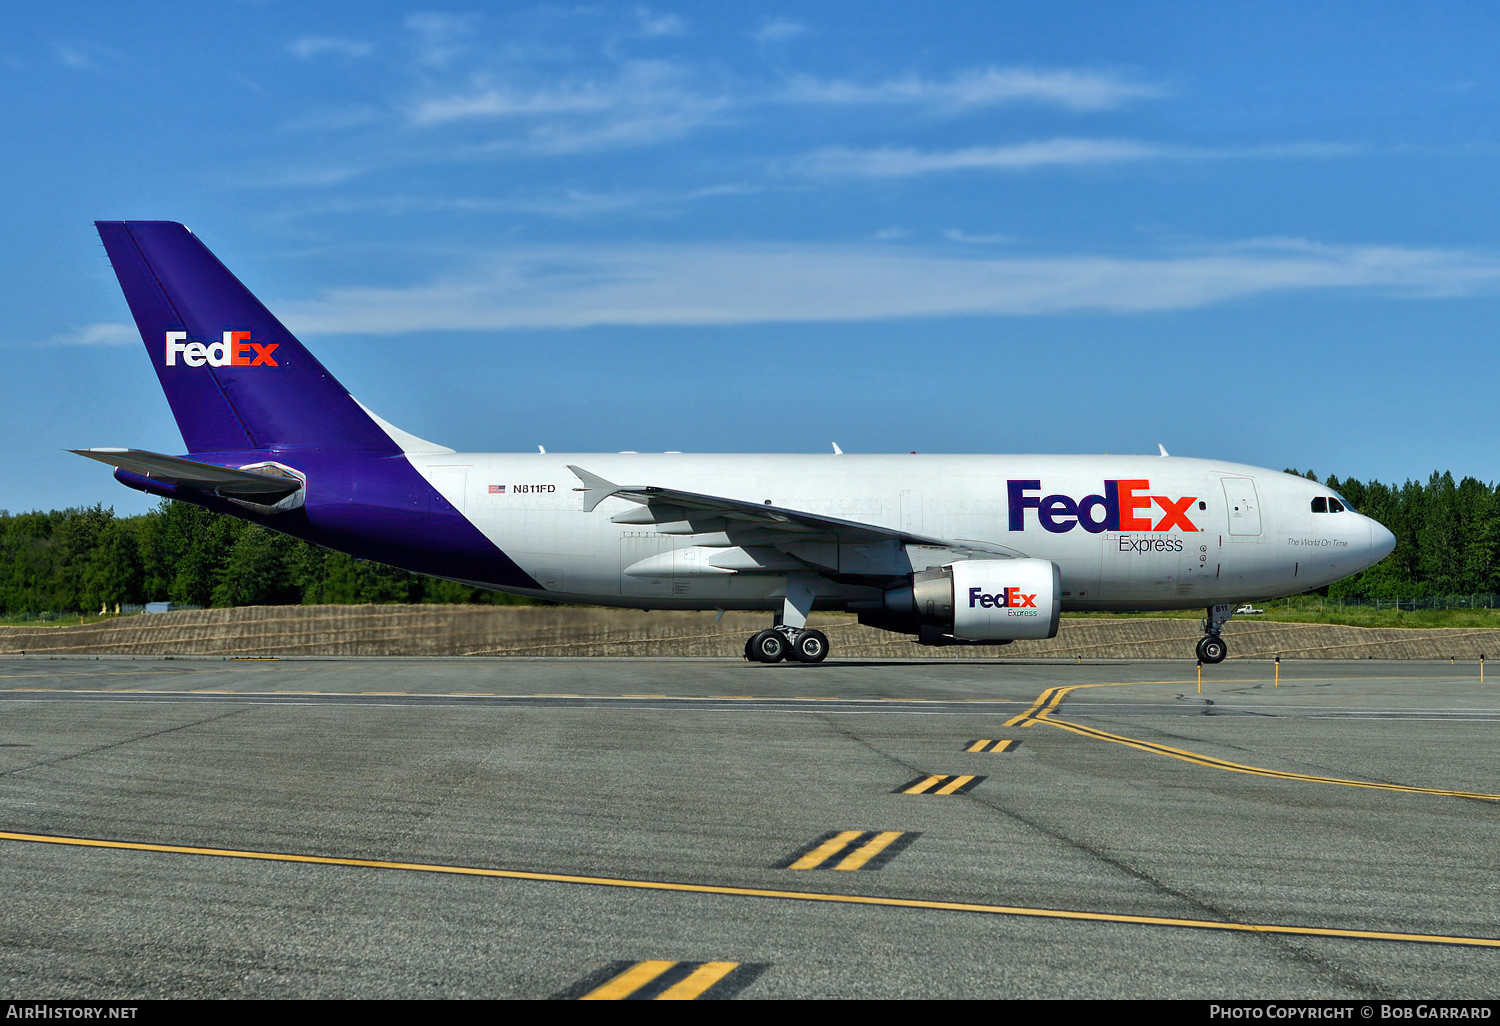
1158, 444, 1170, 457
567, 464, 623, 512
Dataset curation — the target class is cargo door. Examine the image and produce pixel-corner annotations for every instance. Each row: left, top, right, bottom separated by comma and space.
1222, 477, 1262, 537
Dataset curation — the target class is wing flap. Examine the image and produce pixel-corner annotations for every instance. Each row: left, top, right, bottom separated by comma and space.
567, 464, 1026, 566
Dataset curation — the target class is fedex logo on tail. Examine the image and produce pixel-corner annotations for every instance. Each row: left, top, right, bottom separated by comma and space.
1008, 479, 1198, 534
164, 331, 278, 368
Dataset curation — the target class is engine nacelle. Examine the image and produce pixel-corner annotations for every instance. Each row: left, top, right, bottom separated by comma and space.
948, 558, 1060, 640
863, 558, 1061, 644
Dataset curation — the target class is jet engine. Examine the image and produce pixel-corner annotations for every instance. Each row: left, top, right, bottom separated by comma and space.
858, 558, 1062, 645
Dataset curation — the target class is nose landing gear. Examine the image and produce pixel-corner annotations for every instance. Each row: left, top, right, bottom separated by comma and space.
1196, 603, 1235, 664
1195, 635, 1228, 664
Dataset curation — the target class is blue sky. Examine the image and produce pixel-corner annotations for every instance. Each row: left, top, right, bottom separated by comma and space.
6, 1, 1500, 515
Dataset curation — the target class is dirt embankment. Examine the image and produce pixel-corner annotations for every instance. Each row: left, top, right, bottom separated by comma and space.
2, 605, 1498, 659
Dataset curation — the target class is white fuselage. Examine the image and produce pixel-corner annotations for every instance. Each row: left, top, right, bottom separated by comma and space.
407, 452, 1394, 612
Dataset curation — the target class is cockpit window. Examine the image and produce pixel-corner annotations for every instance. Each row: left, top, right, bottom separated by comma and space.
1312, 495, 1349, 513
1311, 496, 1327, 513
1329, 497, 1346, 513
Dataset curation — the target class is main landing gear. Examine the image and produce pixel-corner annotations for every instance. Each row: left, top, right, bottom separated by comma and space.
745, 625, 830, 664
743, 578, 830, 664
1196, 603, 1235, 664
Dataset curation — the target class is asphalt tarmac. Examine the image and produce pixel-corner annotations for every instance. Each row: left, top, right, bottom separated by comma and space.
1, 655, 1497, 999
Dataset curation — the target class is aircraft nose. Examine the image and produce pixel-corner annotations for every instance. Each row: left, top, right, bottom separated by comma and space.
1368, 517, 1396, 561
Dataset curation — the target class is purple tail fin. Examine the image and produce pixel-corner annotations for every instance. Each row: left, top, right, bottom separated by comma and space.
96, 221, 398, 456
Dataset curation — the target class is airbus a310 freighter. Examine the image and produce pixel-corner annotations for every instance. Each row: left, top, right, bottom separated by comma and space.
74, 222, 1396, 663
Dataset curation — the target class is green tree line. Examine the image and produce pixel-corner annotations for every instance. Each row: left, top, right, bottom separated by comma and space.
0, 501, 531, 615
3, 470, 1497, 615
1308, 470, 1500, 599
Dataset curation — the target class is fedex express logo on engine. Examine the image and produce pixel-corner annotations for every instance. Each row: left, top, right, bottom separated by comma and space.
1008, 479, 1198, 534
969, 586, 1037, 609
164, 331, 279, 368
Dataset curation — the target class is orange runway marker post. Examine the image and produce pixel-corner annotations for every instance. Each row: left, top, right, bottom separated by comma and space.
1196, 661, 1202, 695
1274, 655, 1280, 688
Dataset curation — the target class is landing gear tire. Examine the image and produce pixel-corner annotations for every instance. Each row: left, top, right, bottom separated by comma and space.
749, 629, 788, 663
744, 636, 756, 662
788, 629, 829, 664
1197, 636, 1228, 664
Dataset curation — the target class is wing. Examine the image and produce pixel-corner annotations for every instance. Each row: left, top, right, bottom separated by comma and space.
568, 464, 1022, 580
72, 448, 304, 503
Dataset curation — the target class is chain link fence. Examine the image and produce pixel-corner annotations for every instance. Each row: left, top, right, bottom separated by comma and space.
1275, 594, 1500, 613
1, 603, 204, 624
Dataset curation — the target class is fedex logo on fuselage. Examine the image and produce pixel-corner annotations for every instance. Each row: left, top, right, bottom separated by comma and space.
1008, 479, 1198, 534
164, 331, 278, 368
969, 586, 1036, 609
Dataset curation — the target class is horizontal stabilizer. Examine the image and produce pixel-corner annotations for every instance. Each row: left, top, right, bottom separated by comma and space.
70, 448, 303, 503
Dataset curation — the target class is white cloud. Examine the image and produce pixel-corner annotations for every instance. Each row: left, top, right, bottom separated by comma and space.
782, 67, 1166, 112
408, 60, 730, 154
797, 139, 1362, 177
277, 238, 1500, 335
52, 42, 114, 73
635, 7, 687, 37
405, 12, 478, 68
800, 138, 1160, 176
287, 37, 374, 60
411, 83, 619, 124
753, 18, 807, 44
943, 229, 1013, 245
41, 323, 136, 347
269, 183, 757, 220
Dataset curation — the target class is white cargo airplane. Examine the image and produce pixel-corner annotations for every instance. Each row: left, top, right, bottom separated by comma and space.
75, 222, 1396, 664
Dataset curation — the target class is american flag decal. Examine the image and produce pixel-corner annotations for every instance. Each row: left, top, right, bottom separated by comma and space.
489, 484, 506, 494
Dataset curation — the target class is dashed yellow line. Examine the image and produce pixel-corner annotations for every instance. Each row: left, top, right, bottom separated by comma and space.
655, 961, 739, 1000
905, 775, 944, 794
934, 775, 976, 795
1, 829, 1495, 949
788, 831, 863, 870
581, 960, 676, 1000
832, 832, 903, 871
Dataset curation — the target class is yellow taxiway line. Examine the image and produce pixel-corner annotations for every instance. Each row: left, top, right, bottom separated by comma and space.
1, 828, 1496, 949
1012, 680, 1500, 801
